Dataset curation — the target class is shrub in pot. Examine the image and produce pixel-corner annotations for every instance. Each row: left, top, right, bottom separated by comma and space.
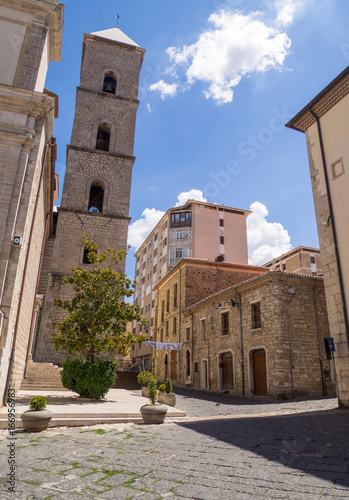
140, 379, 167, 424
21, 396, 53, 432
158, 378, 176, 407
61, 358, 118, 399
137, 370, 156, 398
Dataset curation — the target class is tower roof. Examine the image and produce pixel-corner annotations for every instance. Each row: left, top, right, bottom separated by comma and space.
91, 27, 139, 47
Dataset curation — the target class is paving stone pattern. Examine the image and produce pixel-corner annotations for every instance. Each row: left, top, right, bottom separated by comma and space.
1, 390, 349, 499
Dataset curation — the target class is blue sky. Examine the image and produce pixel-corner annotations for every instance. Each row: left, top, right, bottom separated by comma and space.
46, 0, 349, 279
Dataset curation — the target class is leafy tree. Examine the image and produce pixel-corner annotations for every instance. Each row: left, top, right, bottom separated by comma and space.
51, 235, 147, 362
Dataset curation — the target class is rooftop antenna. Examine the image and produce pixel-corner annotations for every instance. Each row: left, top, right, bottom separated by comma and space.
116, 14, 121, 28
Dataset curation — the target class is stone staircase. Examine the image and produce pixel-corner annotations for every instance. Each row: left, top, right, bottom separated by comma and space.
20, 361, 67, 391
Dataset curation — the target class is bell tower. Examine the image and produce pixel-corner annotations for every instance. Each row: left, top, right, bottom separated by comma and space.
34, 28, 145, 363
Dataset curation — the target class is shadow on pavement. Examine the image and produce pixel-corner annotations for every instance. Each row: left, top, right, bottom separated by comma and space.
178, 408, 349, 488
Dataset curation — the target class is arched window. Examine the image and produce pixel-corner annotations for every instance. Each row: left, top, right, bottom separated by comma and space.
103, 73, 117, 94
88, 181, 104, 213
96, 124, 110, 151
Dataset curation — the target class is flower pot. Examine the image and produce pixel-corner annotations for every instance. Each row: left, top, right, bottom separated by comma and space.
158, 392, 176, 407
141, 386, 149, 398
20, 409, 53, 432
140, 404, 167, 424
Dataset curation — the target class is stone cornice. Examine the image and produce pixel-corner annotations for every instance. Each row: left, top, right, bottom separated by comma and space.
58, 207, 131, 222
67, 145, 136, 162
1, 0, 63, 62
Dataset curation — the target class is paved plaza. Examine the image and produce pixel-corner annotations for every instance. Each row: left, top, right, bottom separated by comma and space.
1, 388, 349, 499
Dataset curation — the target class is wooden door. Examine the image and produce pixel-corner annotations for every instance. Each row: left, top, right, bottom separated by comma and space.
252, 349, 267, 396
170, 351, 177, 380
222, 352, 233, 390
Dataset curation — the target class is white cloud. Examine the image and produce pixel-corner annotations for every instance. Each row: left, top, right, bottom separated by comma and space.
160, 6, 293, 104
247, 201, 292, 265
149, 80, 178, 100
175, 189, 207, 207
128, 208, 165, 250
146, 103, 154, 113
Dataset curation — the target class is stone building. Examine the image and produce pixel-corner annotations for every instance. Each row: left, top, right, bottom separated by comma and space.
0, 0, 63, 404
132, 201, 251, 369
264, 246, 322, 276
286, 67, 349, 406
155, 270, 335, 400
32, 27, 145, 364
147, 258, 266, 382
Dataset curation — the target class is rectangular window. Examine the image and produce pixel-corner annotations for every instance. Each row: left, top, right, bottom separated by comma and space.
161, 300, 165, 323
173, 317, 177, 336
282, 263, 286, 271
166, 321, 169, 338
194, 362, 198, 373
186, 326, 190, 341
170, 229, 192, 240
201, 319, 205, 341
173, 283, 178, 308
311, 256, 316, 264
160, 328, 164, 342
220, 236, 224, 245
149, 239, 153, 248
166, 289, 170, 312
252, 303, 261, 329
220, 219, 224, 227
222, 312, 229, 335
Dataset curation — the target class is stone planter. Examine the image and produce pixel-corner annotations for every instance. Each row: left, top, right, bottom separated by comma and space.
158, 392, 176, 407
21, 409, 53, 432
141, 386, 149, 398
140, 404, 167, 424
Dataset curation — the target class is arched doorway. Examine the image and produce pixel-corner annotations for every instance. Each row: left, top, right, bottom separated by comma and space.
251, 349, 267, 396
220, 352, 233, 390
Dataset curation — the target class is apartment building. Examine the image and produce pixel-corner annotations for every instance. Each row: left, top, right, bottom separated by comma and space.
286, 66, 349, 407
264, 246, 322, 276
132, 200, 251, 368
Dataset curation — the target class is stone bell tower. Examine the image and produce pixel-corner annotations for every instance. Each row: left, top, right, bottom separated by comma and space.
34, 28, 145, 363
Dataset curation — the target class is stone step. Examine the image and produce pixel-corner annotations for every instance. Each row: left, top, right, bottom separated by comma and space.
21, 362, 66, 391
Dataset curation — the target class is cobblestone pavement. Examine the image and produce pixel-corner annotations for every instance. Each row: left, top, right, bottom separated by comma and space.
1, 390, 349, 499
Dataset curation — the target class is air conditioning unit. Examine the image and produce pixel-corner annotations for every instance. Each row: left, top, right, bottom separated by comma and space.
12, 235, 22, 247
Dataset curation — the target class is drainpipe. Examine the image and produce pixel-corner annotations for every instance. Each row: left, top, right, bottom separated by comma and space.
236, 291, 245, 396
216, 262, 219, 292
178, 268, 182, 384
308, 107, 349, 344
313, 285, 326, 396
190, 311, 194, 386
3, 140, 54, 406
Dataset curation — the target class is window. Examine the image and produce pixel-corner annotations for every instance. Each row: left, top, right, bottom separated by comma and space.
201, 320, 205, 341
161, 300, 165, 323
220, 236, 225, 245
88, 182, 104, 213
171, 212, 192, 223
83, 248, 91, 264
103, 73, 117, 94
194, 362, 198, 373
331, 158, 345, 179
166, 289, 170, 312
169, 247, 191, 265
252, 303, 261, 329
282, 263, 286, 271
149, 239, 153, 248
166, 321, 169, 338
186, 350, 191, 378
96, 124, 111, 151
170, 229, 192, 240
311, 256, 316, 264
173, 283, 178, 308
160, 328, 164, 342
222, 312, 229, 335
186, 326, 190, 341
220, 219, 224, 227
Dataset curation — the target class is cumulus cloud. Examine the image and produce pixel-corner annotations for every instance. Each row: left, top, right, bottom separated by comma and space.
149, 80, 178, 100
158, 6, 292, 104
247, 201, 292, 265
128, 208, 165, 250
146, 103, 154, 113
175, 189, 207, 207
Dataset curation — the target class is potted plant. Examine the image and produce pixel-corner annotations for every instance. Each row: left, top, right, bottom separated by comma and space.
140, 379, 167, 424
158, 378, 176, 407
20, 396, 53, 432
137, 370, 156, 398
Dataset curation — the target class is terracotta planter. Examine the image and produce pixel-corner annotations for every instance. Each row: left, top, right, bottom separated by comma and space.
21, 409, 53, 432
158, 392, 176, 407
140, 404, 167, 424
141, 386, 149, 398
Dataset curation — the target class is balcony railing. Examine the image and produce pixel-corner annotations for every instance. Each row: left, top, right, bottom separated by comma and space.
95, 139, 109, 151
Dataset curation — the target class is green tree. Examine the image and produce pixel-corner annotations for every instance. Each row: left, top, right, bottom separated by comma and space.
51, 235, 147, 362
